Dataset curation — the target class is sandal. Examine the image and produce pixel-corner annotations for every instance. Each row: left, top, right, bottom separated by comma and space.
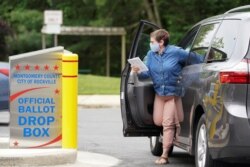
155, 156, 169, 165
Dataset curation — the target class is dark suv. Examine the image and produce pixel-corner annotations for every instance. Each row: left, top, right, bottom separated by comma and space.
120, 5, 250, 167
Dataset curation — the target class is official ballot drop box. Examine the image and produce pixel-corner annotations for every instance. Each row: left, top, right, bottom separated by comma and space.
9, 47, 64, 148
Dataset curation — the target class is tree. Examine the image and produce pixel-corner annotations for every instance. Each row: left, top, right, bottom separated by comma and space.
0, 0, 250, 76
0, 20, 12, 61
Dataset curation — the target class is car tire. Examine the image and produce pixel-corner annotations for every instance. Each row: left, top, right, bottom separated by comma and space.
195, 114, 225, 167
150, 136, 173, 157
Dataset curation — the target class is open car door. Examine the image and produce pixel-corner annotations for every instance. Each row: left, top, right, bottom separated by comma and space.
120, 20, 160, 137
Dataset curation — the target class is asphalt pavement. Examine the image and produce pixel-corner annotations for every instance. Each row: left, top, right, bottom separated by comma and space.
76, 108, 195, 167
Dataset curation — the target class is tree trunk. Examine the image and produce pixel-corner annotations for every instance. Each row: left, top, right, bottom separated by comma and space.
143, 0, 156, 23
143, 0, 162, 27
152, 0, 162, 27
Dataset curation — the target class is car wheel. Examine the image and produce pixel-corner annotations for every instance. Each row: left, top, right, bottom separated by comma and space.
150, 136, 173, 157
195, 114, 224, 167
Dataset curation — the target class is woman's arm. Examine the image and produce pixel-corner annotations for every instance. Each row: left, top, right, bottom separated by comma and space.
178, 47, 204, 65
136, 52, 151, 79
178, 47, 189, 64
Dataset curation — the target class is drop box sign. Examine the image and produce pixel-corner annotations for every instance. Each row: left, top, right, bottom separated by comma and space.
9, 47, 63, 148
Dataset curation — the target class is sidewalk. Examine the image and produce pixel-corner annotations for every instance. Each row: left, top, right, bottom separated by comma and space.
0, 138, 120, 167
0, 148, 77, 166
78, 95, 120, 108
0, 136, 77, 166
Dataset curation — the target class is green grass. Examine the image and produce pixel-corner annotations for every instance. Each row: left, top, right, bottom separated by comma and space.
78, 74, 120, 95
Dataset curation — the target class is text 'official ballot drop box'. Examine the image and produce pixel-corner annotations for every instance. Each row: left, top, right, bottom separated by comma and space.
9, 47, 76, 148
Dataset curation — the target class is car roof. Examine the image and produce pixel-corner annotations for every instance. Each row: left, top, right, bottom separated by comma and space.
191, 6, 250, 28
224, 5, 250, 14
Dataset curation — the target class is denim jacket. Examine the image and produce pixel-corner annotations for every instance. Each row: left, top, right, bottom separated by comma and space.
138, 45, 190, 97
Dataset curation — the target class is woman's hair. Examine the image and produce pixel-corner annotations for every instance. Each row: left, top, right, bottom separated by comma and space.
150, 29, 170, 46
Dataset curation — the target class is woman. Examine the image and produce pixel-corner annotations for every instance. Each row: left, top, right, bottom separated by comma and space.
132, 29, 188, 165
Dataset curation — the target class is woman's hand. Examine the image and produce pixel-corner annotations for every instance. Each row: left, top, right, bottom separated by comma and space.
131, 66, 140, 73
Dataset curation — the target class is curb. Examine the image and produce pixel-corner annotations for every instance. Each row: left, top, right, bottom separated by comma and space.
0, 137, 77, 166
78, 95, 120, 108
0, 148, 77, 166
0, 137, 8, 148
78, 104, 120, 108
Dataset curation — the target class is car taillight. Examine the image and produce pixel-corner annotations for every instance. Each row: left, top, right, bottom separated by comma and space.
219, 59, 249, 84
220, 71, 248, 84
0, 69, 9, 76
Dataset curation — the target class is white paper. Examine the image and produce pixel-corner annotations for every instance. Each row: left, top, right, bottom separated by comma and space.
128, 57, 148, 72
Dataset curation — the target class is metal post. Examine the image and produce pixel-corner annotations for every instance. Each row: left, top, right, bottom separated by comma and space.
121, 35, 126, 71
42, 34, 46, 49
54, 34, 58, 47
106, 36, 110, 77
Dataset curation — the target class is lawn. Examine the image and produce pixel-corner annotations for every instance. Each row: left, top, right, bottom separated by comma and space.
78, 74, 120, 95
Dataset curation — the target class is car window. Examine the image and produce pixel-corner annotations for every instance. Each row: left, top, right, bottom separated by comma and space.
136, 26, 158, 63
184, 34, 196, 52
207, 20, 240, 62
178, 26, 199, 52
187, 23, 219, 65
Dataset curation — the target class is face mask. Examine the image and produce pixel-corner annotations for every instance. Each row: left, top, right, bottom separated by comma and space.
150, 43, 160, 52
